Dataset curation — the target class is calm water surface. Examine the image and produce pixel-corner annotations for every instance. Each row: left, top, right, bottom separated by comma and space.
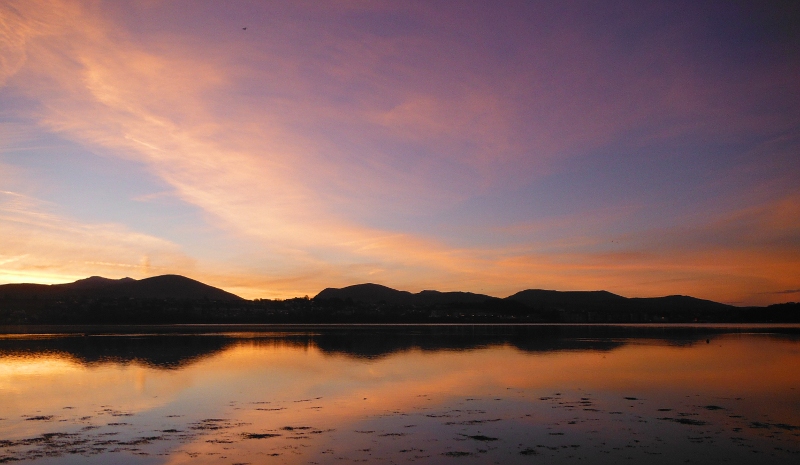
0, 325, 798, 464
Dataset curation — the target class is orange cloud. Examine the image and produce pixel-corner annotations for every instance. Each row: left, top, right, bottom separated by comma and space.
0, 190, 195, 284
0, 1, 503, 294
1, 1, 797, 304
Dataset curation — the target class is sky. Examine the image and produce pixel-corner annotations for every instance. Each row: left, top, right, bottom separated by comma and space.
0, 0, 798, 305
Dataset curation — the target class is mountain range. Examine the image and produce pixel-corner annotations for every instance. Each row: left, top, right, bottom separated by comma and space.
0, 276, 759, 311
0, 275, 242, 301
315, 283, 735, 314
1, 275, 796, 324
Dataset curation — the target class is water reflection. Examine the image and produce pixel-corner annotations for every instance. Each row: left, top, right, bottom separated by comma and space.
3, 324, 797, 368
0, 325, 798, 464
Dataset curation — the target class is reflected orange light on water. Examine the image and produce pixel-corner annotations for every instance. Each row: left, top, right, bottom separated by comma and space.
1, 333, 798, 463
3, 336, 798, 417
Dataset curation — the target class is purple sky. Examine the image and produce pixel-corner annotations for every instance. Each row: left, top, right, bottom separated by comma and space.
1, 0, 798, 304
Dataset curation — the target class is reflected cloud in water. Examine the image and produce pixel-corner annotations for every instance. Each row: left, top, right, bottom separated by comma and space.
2, 324, 797, 368
0, 325, 799, 464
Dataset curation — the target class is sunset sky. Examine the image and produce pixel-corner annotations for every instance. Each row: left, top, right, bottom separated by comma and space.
1, 0, 798, 304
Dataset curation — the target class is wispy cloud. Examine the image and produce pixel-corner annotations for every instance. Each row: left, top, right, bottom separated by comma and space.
764, 289, 800, 295
2, 1, 498, 285
1, 1, 798, 304
0, 190, 195, 284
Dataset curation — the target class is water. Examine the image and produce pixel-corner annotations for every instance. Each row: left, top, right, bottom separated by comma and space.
1, 325, 798, 464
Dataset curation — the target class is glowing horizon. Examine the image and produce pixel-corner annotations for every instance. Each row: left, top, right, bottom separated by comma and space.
1, 1, 798, 305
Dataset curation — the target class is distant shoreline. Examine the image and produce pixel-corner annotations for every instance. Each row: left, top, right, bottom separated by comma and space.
3, 322, 800, 335
2, 275, 797, 325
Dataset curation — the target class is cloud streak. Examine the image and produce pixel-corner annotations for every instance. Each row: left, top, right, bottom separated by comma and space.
765, 289, 800, 295
0, 190, 195, 284
0, 0, 798, 304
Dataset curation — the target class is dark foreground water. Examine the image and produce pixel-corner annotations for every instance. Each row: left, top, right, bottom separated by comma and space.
0, 324, 798, 464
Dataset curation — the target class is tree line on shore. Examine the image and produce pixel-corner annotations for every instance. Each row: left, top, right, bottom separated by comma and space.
1, 276, 797, 324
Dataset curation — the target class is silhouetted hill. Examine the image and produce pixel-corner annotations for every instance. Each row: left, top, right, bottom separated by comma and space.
629, 295, 733, 313
316, 283, 416, 304
2, 277, 797, 324
67, 276, 136, 290
0, 283, 59, 298
415, 290, 501, 305
506, 289, 733, 311
98, 275, 242, 300
505, 289, 734, 315
506, 289, 627, 307
311, 284, 761, 322
317, 285, 734, 314
0, 275, 242, 301
315, 284, 501, 306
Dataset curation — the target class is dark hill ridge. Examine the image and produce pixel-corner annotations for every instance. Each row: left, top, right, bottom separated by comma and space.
315, 283, 737, 314
416, 290, 500, 305
67, 276, 137, 290
104, 275, 242, 300
507, 289, 734, 314
315, 283, 415, 304
315, 283, 501, 305
0, 275, 242, 301
1, 276, 798, 324
506, 289, 627, 307
629, 295, 733, 313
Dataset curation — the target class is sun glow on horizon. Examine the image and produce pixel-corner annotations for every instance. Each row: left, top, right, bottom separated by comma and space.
1, 0, 798, 305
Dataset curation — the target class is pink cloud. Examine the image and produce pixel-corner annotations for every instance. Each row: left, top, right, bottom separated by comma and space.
1, 1, 797, 304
